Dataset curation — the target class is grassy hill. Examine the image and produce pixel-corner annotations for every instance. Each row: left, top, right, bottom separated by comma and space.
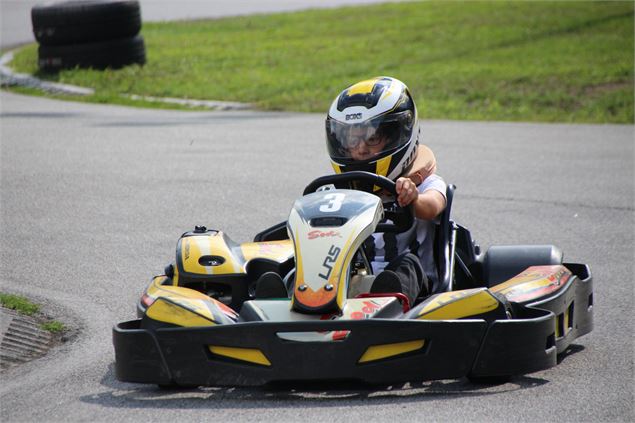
9, 1, 634, 123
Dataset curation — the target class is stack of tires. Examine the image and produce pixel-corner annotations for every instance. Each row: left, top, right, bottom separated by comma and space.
32, 0, 145, 72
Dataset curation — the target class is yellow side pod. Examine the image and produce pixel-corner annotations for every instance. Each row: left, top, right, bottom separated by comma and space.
180, 233, 243, 275
147, 277, 214, 301
490, 265, 572, 303
146, 297, 216, 327
416, 288, 499, 320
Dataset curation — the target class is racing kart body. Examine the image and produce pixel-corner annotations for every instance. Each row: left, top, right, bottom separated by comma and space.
113, 172, 593, 387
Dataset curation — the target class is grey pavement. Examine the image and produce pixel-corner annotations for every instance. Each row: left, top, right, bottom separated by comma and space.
0, 90, 633, 421
0, 309, 12, 341
0, 0, 633, 420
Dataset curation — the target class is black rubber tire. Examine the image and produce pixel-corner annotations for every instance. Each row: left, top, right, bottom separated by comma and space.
32, 0, 141, 46
483, 245, 563, 287
38, 35, 146, 71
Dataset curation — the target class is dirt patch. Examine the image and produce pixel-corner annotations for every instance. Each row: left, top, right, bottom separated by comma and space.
582, 81, 632, 96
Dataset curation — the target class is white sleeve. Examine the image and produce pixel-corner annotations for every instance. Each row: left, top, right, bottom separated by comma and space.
418, 174, 447, 200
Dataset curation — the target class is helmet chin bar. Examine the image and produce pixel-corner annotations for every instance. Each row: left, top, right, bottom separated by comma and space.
329, 137, 418, 190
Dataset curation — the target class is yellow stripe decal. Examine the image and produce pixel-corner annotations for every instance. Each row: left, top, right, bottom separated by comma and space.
290, 230, 303, 309
359, 340, 425, 363
373, 156, 392, 191
240, 240, 294, 263
146, 298, 216, 327
375, 156, 392, 178
336, 228, 361, 309
182, 233, 244, 275
208, 346, 271, 366
380, 86, 394, 102
347, 78, 380, 95
418, 289, 499, 320
147, 282, 217, 303
493, 275, 555, 294
172, 265, 179, 286
331, 163, 342, 174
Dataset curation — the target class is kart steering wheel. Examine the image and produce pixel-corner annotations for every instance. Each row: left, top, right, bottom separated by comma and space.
302, 171, 414, 233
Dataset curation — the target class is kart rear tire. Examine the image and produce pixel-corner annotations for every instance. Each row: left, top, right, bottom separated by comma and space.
38, 35, 146, 71
483, 245, 563, 287
32, 0, 142, 46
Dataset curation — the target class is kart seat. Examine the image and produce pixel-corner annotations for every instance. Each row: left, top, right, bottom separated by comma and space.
254, 272, 288, 299
432, 184, 456, 294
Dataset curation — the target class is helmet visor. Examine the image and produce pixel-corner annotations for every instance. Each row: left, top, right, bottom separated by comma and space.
326, 110, 414, 162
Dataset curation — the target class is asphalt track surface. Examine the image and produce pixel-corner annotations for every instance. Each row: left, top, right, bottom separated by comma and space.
1, 90, 633, 422
0, 1, 634, 420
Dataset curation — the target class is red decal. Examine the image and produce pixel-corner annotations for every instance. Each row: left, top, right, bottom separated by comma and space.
362, 300, 380, 314
506, 271, 572, 303
320, 313, 337, 320
308, 230, 341, 240
350, 311, 364, 320
216, 300, 238, 317
332, 330, 350, 341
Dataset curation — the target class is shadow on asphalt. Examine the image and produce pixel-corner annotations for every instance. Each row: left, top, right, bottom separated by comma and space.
557, 344, 586, 365
80, 363, 553, 409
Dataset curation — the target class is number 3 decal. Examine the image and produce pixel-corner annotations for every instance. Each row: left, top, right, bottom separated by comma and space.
319, 193, 345, 212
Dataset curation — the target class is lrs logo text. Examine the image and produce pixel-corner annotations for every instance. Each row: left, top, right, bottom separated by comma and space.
318, 245, 341, 280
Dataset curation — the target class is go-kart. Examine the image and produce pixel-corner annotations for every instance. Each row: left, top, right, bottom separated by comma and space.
113, 171, 593, 387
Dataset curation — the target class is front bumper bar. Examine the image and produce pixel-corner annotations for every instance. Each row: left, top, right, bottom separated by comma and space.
114, 307, 555, 386
113, 267, 592, 386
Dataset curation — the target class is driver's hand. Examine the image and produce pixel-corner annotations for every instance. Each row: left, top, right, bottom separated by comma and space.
396, 177, 419, 207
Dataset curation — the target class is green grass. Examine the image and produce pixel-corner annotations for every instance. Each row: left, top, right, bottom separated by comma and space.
0, 293, 40, 316
40, 321, 66, 333
1, 292, 66, 333
9, 1, 634, 123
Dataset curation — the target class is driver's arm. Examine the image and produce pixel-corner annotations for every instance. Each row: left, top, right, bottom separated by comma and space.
396, 177, 446, 220
412, 189, 446, 220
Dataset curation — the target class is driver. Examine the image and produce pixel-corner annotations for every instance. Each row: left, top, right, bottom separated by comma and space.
325, 76, 446, 304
